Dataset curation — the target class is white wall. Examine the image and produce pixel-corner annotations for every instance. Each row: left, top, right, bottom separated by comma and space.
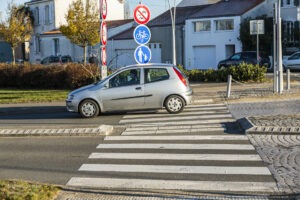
105, 0, 125, 20
185, 16, 242, 70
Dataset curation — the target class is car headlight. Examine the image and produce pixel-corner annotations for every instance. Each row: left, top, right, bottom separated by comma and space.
68, 95, 74, 101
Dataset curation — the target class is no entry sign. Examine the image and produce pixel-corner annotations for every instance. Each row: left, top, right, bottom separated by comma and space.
101, 21, 107, 46
100, 0, 107, 20
133, 4, 151, 25
101, 46, 107, 66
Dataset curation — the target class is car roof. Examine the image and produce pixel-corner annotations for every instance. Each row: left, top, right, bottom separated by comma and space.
120, 63, 175, 70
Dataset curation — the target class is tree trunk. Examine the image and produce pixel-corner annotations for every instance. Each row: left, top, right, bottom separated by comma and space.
11, 47, 16, 65
83, 43, 87, 65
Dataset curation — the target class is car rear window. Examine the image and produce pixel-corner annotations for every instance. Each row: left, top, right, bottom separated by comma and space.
144, 68, 169, 83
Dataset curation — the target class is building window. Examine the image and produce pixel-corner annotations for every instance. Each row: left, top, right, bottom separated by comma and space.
194, 21, 211, 32
45, 5, 50, 24
215, 19, 234, 31
34, 7, 39, 25
53, 39, 60, 56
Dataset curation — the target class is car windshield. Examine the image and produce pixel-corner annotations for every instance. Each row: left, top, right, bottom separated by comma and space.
95, 67, 124, 85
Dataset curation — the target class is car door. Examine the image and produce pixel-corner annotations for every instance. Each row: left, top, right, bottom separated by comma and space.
143, 67, 171, 108
228, 53, 242, 66
100, 68, 145, 111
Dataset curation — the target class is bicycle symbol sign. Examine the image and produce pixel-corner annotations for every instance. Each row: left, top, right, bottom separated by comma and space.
134, 45, 151, 64
133, 25, 151, 45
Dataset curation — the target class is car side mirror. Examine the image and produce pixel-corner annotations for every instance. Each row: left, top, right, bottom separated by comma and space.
103, 82, 109, 89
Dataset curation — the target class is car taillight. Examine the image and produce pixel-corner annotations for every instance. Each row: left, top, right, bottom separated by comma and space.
173, 67, 187, 86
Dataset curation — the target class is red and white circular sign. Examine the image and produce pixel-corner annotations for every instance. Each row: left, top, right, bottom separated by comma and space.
133, 4, 151, 25
100, 0, 107, 20
101, 46, 107, 66
101, 21, 107, 46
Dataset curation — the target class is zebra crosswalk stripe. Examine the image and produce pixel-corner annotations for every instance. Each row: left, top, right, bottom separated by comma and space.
96, 143, 255, 150
88, 152, 262, 161
119, 114, 233, 124
67, 178, 278, 192
79, 164, 271, 175
104, 135, 248, 141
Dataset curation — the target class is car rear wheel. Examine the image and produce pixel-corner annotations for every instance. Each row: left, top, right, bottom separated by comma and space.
79, 99, 100, 118
165, 95, 184, 114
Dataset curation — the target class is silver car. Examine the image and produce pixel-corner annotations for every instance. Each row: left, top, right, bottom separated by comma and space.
66, 64, 193, 118
283, 52, 300, 70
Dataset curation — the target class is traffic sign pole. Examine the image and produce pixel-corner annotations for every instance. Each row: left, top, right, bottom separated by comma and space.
100, 0, 107, 79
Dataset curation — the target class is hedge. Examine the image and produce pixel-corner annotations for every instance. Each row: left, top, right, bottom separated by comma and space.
0, 63, 100, 89
179, 63, 267, 83
0, 63, 266, 89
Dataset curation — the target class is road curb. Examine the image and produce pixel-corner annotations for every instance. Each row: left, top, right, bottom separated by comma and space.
0, 125, 114, 137
237, 117, 300, 134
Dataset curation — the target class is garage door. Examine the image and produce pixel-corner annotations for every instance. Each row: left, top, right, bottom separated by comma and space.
193, 46, 216, 69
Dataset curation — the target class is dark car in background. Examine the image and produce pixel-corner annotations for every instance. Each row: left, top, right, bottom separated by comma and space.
41, 55, 72, 65
218, 51, 271, 70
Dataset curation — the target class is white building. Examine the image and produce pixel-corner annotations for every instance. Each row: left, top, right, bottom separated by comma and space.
184, 0, 269, 70
26, 0, 129, 63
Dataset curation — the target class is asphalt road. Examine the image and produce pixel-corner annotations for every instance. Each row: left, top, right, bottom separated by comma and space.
0, 102, 124, 129
0, 136, 106, 185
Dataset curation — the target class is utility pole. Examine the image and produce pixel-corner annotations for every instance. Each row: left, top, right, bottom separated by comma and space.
168, 0, 177, 66
273, 0, 283, 94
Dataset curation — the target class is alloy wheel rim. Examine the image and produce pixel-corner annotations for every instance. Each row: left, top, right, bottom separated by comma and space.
168, 97, 182, 112
82, 102, 96, 117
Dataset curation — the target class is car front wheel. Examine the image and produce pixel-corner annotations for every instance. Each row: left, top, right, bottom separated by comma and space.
79, 99, 100, 118
165, 95, 185, 114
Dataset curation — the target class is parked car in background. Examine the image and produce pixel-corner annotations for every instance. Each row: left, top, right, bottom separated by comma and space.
283, 52, 300, 71
218, 51, 271, 70
41, 55, 72, 65
66, 64, 193, 118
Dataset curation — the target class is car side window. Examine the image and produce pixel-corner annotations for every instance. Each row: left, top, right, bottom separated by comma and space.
144, 68, 170, 84
289, 53, 300, 60
231, 53, 241, 60
109, 69, 140, 88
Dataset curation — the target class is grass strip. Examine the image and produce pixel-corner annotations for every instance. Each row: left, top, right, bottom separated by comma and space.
0, 180, 60, 200
0, 89, 69, 104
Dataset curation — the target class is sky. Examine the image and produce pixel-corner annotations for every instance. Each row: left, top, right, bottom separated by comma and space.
0, 0, 182, 20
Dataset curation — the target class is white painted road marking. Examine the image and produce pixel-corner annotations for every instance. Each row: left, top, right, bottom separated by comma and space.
105, 135, 248, 141
67, 177, 278, 192
96, 143, 255, 150
79, 164, 271, 175
89, 152, 262, 161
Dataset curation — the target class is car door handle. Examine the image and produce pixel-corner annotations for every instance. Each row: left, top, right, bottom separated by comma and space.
135, 87, 142, 90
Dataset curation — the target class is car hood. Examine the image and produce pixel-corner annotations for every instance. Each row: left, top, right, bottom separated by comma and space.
69, 84, 98, 96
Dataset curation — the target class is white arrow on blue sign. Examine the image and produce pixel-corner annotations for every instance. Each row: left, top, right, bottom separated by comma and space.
134, 45, 151, 64
133, 25, 151, 45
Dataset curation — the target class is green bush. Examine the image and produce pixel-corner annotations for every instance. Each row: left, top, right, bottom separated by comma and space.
180, 63, 266, 83
0, 63, 266, 90
0, 63, 100, 89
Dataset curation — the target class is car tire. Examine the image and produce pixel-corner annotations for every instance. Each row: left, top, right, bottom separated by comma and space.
79, 99, 100, 118
165, 95, 185, 114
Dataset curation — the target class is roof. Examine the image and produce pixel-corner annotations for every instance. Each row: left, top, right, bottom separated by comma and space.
177, 0, 221, 7
42, 29, 61, 35
148, 5, 209, 27
189, 0, 265, 19
106, 19, 134, 29
109, 27, 134, 40
41, 19, 134, 36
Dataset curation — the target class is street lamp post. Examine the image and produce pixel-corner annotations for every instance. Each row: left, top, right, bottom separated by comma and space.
168, 0, 177, 66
